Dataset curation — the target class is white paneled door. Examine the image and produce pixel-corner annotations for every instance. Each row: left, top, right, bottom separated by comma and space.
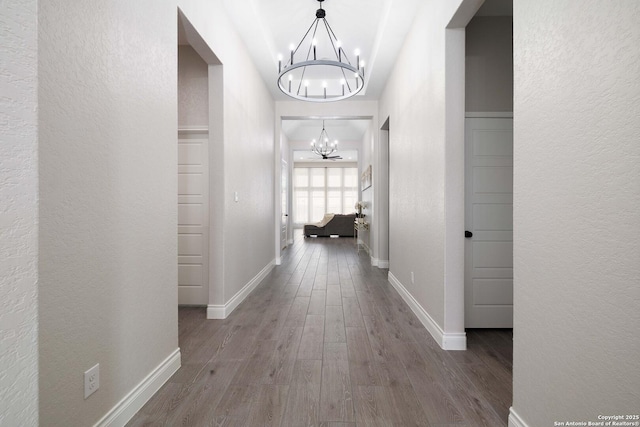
178, 131, 209, 305
465, 117, 513, 328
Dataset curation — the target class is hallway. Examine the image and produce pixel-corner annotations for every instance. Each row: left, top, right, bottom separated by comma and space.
127, 235, 512, 426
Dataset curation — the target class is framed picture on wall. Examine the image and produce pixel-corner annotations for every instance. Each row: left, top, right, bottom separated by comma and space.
361, 165, 372, 190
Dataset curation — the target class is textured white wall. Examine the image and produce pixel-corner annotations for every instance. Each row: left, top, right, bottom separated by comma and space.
38, 0, 178, 425
178, 45, 209, 127
512, 1, 640, 425
178, 0, 276, 305
466, 16, 513, 112
0, 0, 39, 425
360, 124, 375, 257
378, 0, 466, 335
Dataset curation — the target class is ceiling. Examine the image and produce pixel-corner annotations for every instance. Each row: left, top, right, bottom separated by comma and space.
282, 119, 370, 141
221, 0, 424, 102
212, 0, 512, 146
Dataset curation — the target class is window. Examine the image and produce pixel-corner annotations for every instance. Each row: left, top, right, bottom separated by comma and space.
293, 166, 358, 224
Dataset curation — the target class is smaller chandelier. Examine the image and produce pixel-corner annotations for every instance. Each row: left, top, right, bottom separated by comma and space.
311, 121, 342, 159
277, 0, 365, 102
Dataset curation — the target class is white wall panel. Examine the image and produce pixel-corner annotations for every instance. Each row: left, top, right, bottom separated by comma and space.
178, 174, 203, 195
0, 0, 39, 424
473, 241, 513, 268
473, 167, 513, 194
178, 143, 203, 165
512, 1, 640, 425
473, 204, 513, 230
38, 1, 178, 425
472, 279, 513, 305
178, 234, 203, 255
473, 130, 513, 156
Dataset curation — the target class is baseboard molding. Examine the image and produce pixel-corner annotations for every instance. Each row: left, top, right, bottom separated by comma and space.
94, 348, 181, 427
369, 257, 389, 269
387, 272, 466, 350
207, 260, 275, 319
508, 408, 529, 427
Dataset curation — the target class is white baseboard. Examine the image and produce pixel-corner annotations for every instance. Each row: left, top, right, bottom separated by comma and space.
94, 348, 181, 427
368, 256, 389, 269
275, 257, 282, 266
508, 407, 529, 427
207, 260, 275, 319
387, 272, 466, 350
287, 239, 294, 245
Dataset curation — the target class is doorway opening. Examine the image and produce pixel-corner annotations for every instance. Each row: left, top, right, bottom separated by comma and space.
463, 2, 514, 328
177, 10, 223, 307
378, 117, 390, 268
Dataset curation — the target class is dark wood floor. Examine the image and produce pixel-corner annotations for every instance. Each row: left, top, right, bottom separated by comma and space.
127, 233, 512, 427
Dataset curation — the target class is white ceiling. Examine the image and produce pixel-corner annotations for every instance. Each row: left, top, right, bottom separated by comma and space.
215, 0, 511, 144
282, 119, 369, 141
221, 0, 424, 102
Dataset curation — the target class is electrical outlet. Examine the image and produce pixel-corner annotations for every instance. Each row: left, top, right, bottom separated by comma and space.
411, 271, 415, 284
84, 363, 99, 399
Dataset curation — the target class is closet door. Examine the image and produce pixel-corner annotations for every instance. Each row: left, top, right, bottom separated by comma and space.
178, 131, 209, 305
465, 117, 513, 328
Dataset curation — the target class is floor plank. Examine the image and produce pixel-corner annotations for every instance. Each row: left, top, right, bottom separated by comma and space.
127, 232, 512, 427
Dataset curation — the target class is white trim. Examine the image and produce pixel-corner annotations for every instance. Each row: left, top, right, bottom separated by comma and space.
508, 408, 530, 427
93, 348, 181, 427
275, 257, 282, 266
207, 260, 275, 319
177, 126, 209, 134
388, 272, 466, 350
377, 260, 389, 269
287, 238, 294, 245
465, 111, 513, 118
370, 256, 379, 267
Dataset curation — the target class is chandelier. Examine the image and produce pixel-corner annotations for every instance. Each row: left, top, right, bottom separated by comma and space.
277, 0, 365, 102
311, 121, 342, 159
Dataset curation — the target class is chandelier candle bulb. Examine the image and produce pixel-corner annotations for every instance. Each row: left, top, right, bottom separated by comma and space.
290, 43, 295, 64
288, 74, 293, 92
313, 38, 317, 60
277, 54, 282, 73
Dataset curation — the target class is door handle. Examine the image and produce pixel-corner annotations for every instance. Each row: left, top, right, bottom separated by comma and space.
284, 214, 288, 216
465, 230, 473, 238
